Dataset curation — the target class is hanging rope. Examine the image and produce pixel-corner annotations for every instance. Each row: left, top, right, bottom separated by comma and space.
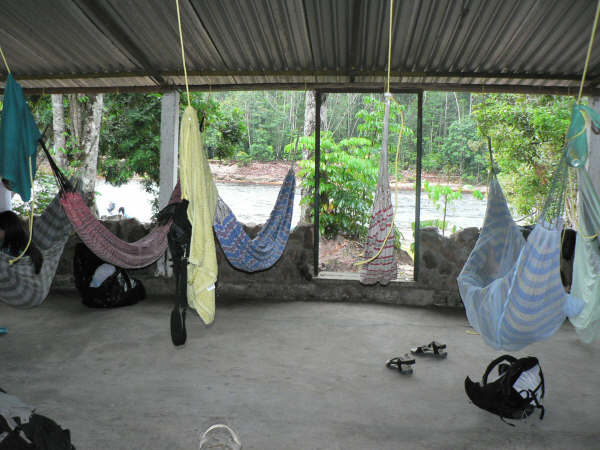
356, 0, 400, 268
0, 44, 10, 73
561, 0, 600, 238
577, 0, 600, 103
8, 156, 35, 265
386, 0, 394, 94
175, 0, 191, 106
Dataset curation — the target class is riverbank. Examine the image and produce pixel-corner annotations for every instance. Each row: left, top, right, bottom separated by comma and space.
208, 160, 487, 192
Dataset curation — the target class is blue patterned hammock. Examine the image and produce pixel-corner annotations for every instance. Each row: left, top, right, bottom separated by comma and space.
213, 168, 295, 272
458, 174, 584, 351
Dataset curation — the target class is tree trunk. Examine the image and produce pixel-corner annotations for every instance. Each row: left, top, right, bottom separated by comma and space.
454, 92, 461, 122
51, 94, 67, 170
68, 94, 104, 197
300, 91, 327, 224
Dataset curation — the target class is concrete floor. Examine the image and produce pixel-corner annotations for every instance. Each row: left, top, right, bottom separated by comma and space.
1, 293, 599, 450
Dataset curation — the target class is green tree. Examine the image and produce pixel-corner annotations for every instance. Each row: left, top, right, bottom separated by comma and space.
438, 117, 487, 183
472, 94, 574, 218
295, 133, 378, 239
99, 93, 161, 188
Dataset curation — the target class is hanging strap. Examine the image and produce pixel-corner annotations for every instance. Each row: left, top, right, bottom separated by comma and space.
175, 0, 191, 106
482, 354, 517, 386
0, 44, 10, 73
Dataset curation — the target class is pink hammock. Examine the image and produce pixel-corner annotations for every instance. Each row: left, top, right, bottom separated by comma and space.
359, 96, 397, 285
60, 183, 181, 269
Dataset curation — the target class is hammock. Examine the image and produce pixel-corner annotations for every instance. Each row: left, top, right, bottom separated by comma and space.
570, 168, 600, 343
179, 105, 218, 325
567, 104, 600, 343
0, 190, 72, 308
38, 137, 181, 270
458, 164, 584, 351
359, 94, 397, 285
59, 185, 180, 269
213, 167, 295, 273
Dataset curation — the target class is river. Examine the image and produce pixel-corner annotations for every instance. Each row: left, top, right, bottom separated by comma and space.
95, 180, 487, 240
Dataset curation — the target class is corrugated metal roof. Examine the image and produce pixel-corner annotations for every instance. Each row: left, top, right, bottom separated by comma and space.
1, 0, 600, 94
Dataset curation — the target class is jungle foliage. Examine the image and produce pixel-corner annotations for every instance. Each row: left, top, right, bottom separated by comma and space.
5, 89, 577, 230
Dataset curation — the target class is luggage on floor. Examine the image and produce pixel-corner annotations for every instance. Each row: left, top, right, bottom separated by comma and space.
73, 243, 145, 308
0, 390, 75, 449
464, 355, 545, 423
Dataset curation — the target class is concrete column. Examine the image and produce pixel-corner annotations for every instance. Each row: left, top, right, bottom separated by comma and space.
588, 97, 600, 184
159, 91, 179, 209
156, 91, 179, 278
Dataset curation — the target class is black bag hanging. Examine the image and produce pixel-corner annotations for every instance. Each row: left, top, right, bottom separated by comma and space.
465, 355, 545, 424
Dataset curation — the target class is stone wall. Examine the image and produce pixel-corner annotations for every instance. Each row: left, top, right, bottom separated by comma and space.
52, 218, 483, 308
417, 227, 480, 307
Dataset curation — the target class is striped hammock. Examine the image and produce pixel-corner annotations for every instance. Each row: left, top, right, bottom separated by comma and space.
0, 190, 72, 308
60, 183, 181, 269
458, 175, 584, 350
213, 168, 295, 273
359, 95, 397, 285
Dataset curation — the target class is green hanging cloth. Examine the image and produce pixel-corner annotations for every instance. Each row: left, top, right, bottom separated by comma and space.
0, 73, 41, 202
566, 103, 600, 168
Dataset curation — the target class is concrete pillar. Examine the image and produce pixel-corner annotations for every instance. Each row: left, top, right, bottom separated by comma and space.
159, 91, 179, 209
156, 91, 179, 278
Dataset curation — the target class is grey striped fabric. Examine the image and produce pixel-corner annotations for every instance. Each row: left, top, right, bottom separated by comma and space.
0, 191, 72, 308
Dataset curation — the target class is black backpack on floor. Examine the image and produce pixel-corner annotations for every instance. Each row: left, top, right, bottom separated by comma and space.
465, 355, 545, 423
73, 243, 146, 308
0, 389, 75, 450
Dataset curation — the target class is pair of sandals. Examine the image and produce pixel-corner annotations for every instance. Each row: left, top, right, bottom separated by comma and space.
386, 341, 447, 375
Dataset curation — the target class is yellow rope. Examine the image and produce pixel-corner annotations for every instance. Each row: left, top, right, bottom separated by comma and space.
356, 0, 400, 267
563, 0, 600, 236
175, 0, 191, 106
9, 156, 35, 265
386, 0, 394, 94
0, 44, 10, 73
577, 0, 600, 103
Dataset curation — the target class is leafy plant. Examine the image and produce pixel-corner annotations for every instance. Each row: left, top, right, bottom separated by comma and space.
423, 181, 463, 236
295, 133, 378, 239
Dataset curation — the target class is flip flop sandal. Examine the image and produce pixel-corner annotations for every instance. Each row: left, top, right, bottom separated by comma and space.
411, 341, 447, 358
386, 354, 416, 374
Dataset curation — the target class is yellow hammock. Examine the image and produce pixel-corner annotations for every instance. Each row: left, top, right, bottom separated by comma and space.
179, 105, 218, 324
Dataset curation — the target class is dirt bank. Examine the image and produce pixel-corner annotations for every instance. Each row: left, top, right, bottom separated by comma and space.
209, 160, 487, 192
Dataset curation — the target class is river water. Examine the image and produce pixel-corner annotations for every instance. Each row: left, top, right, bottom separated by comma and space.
95, 180, 486, 240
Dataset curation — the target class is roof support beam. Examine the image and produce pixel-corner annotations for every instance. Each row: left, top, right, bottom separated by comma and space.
8, 82, 598, 97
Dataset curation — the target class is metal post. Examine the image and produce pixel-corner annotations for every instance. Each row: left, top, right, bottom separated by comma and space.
414, 90, 423, 281
314, 91, 322, 277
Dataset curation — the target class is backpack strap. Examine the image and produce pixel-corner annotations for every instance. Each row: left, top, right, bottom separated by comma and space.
117, 268, 133, 291
482, 354, 517, 386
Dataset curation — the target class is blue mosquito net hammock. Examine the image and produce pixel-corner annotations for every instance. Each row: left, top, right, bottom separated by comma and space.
213, 167, 295, 273
458, 125, 585, 351
568, 104, 600, 343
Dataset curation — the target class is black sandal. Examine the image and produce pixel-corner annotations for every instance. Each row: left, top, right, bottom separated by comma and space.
411, 341, 447, 358
386, 354, 416, 374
